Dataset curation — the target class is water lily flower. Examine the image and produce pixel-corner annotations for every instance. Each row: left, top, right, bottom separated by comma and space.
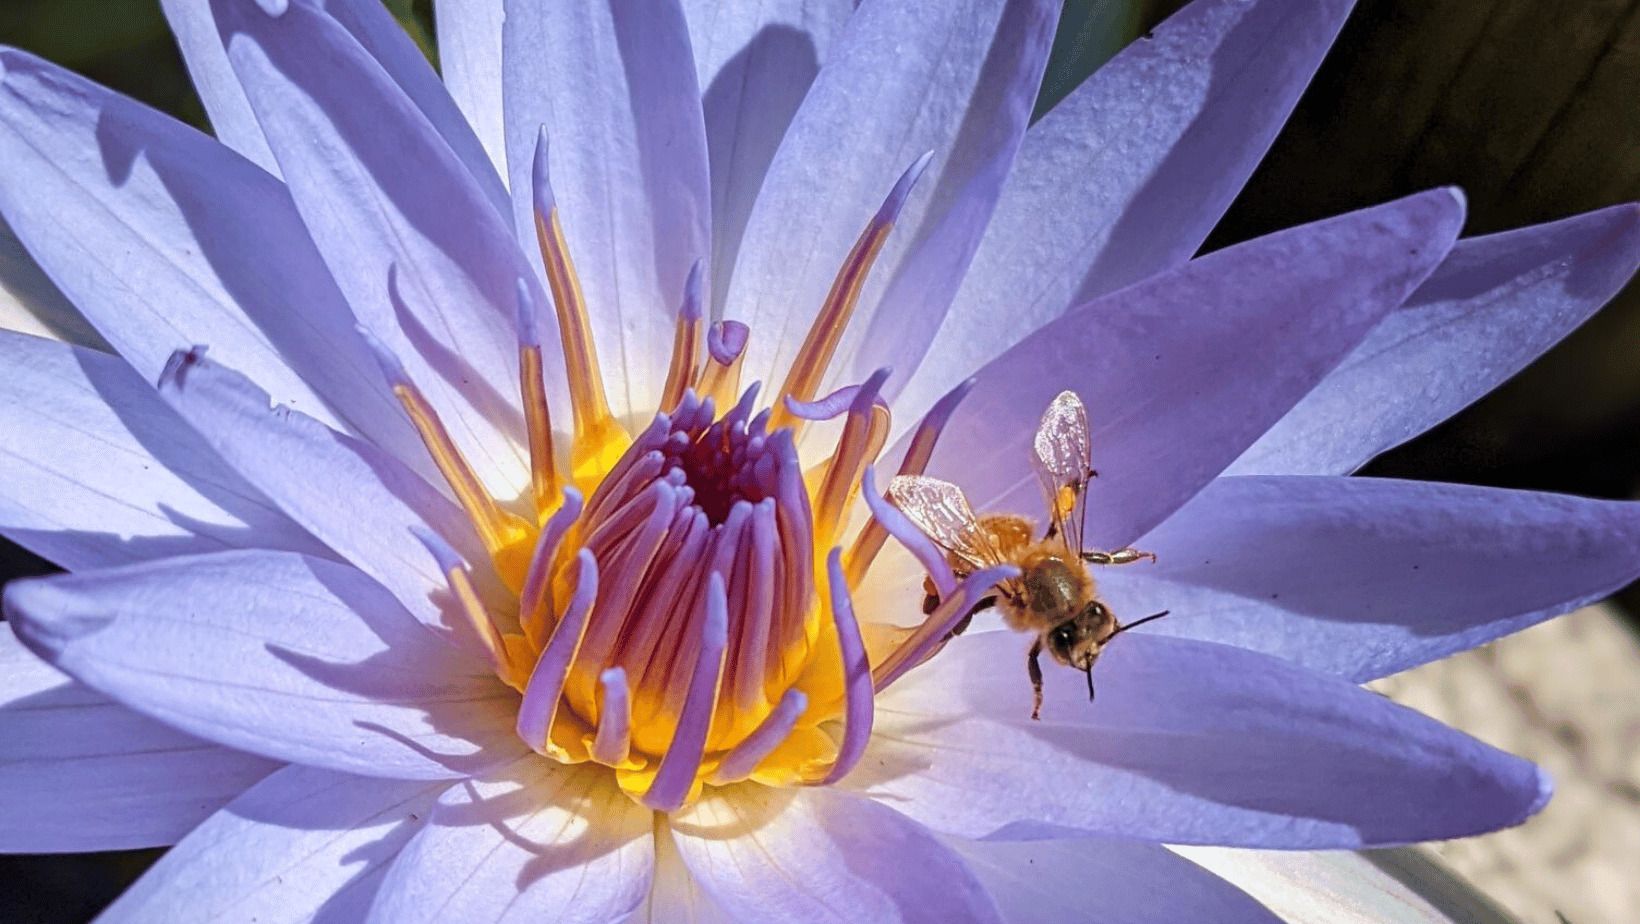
2, 0, 1637, 920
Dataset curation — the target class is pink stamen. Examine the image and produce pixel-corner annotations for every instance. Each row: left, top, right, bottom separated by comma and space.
516, 549, 599, 751
872, 563, 1019, 692
412, 526, 507, 672
591, 667, 632, 766
859, 466, 957, 598
643, 572, 730, 811
517, 487, 584, 649
711, 687, 807, 785
814, 369, 892, 541
819, 549, 872, 784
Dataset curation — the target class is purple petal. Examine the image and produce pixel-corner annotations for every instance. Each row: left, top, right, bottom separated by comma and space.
0, 631, 277, 852
846, 631, 1548, 849
434, 0, 507, 174
683, 0, 852, 319
162, 0, 507, 212
1233, 203, 1640, 474
367, 758, 653, 924
155, 348, 489, 631
212, 0, 544, 497
5, 550, 525, 780
159, 0, 280, 173
1100, 475, 1640, 681
905, 0, 1357, 420
0, 332, 324, 569
896, 189, 1465, 550
502, 0, 712, 418
1176, 846, 1519, 924
669, 785, 1002, 923
0, 48, 425, 464
954, 837, 1281, 924
0, 212, 103, 347
99, 764, 442, 923
724, 0, 1058, 395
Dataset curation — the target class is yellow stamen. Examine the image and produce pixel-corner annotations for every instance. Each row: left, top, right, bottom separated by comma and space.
814, 373, 891, 543
659, 261, 705, 413
696, 321, 748, 407
531, 128, 624, 476
769, 152, 932, 433
518, 342, 558, 521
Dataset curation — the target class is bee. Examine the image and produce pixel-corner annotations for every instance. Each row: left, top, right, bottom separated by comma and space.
888, 390, 1168, 720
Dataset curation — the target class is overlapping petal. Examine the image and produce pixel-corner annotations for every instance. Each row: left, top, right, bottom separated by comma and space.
954, 836, 1282, 924
0, 331, 324, 569
1100, 476, 1640, 680
433, 0, 506, 175
724, 0, 1058, 396
0, 47, 422, 461
670, 784, 1002, 924
368, 758, 654, 924
99, 764, 442, 924
907, 189, 1464, 548
155, 349, 489, 630
845, 631, 1547, 848
210, 0, 542, 496
5, 550, 525, 780
501, 0, 712, 419
900, 0, 1357, 418
0, 213, 101, 347
0, 632, 278, 852
682, 0, 852, 310
1235, 203, 1640, 475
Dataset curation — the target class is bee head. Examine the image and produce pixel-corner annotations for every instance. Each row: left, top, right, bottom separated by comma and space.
1048, 604, 1171, 702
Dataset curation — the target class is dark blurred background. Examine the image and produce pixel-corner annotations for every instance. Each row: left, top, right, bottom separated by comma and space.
1, 0, 1636, 920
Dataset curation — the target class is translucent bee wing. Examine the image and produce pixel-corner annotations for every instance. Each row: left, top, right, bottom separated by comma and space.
887, 474, 1009, 571
1032, 390, 1093, 554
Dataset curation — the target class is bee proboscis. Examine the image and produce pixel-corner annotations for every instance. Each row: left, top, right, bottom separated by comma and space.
888, 390, 1168, 720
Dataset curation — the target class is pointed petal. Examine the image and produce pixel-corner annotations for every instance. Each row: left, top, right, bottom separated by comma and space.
368, 758, 653, 924
1233, 203, 1640, 474
846, 631, 1547, 849
501, 0, 712, 418
1174, 847, 1522, 924
163, 0, 507, 213
160, 0, 280, 173
434, 0, 507, 175
906, 0, 1358, 418
683, 0, 851, 313
211, 0, 544, 496
954, 837, 1281, 924
1101, 476, 1640, 681
669, 785, 1002, 923
101, 765, 443, 923
156, 348, 485, 631
0, 211, 102, 347
896, 189, 1464, 549
5, 551, 525, 780
0, 48, 420, 458
724, 0, 1058, 394
0, 331, 323, 570
0, 630, 277, 852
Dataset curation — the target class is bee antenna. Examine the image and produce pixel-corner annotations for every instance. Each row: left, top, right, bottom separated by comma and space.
1111, 610, 1170, 637
1085, 666, 1096, 702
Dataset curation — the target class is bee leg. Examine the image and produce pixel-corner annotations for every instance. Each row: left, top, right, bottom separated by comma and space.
947, 595, 996, 641
921, 574, 941, 617
1082, 548, 1157, 566
1027, 639, 1045, 721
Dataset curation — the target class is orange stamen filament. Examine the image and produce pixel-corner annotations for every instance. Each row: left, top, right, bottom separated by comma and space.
390, 376, 528, 555
769, 152, 932, 433
532, 128, 619, 467
659, 261, 706, 413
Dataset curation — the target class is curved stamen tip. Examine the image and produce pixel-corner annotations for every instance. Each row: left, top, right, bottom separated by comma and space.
784, 384, 860, 422
680, 259, 705, 322
876, 150, 936, 225
409, 524, 465, 575
930, 377, 978, 425
710, 687, 808, 785
531, 125, 556, 214
862, 466, 957, 597
707, 320, 750, 365
515, 277, 540, 347
356, 323, 409, 386
852, 368, 892, 414
252, 0, 289, 16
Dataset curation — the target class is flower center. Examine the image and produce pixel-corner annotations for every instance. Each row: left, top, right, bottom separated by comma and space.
373, 137, 983, 808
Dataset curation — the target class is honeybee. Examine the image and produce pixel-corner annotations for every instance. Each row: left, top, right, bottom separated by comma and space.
888, 390, 1168, 720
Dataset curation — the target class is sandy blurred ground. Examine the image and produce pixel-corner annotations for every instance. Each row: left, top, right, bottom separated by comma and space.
1375, 604, 1640, 923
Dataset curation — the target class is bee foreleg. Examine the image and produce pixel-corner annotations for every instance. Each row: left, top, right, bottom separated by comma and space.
1027, 639, 1044, 721
1082, 547, 1157, 566
946, 594, 997, 641
921, 574, 941, 616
